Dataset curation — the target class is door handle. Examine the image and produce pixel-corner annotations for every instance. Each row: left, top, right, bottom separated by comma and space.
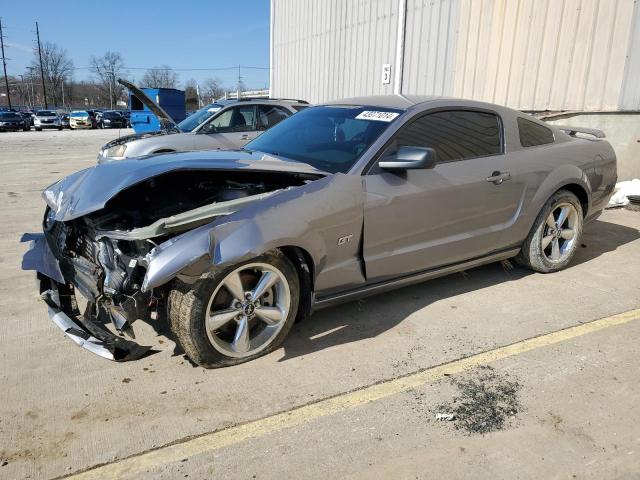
486, 171, 511, 185
241, 134, 250, 140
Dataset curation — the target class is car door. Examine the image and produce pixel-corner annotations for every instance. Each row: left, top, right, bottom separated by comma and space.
362, 109, 525, 282
196, 105, 259, 150
256, 104, 291, 134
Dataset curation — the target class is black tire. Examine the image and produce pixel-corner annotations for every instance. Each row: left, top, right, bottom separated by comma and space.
35, 127, 42, 131
168, 250, 300, 368
516, 189, 583, 273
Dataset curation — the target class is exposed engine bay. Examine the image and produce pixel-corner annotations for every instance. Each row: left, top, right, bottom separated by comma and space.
41, 168, 316, 349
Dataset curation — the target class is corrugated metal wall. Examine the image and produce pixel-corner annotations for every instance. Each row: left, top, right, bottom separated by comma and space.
401, 0, 458, 96
620, 0, 640, 110
271, 0, 399, 103
449, 0, 637, 111
271, 0, 640, 111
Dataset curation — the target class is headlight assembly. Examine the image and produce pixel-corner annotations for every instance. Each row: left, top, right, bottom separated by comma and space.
106, 144, 127, 158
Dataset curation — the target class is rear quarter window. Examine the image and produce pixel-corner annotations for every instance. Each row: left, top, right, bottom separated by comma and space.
518, 117, 554, 147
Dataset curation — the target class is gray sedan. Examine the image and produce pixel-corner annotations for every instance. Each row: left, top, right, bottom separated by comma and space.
98, 96, 308, 163
22, 95, 617, 368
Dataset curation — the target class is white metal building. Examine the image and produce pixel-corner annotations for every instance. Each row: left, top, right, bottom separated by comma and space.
270, 0, 640, 112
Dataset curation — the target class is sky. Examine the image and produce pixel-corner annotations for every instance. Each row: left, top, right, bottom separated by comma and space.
1, 0, 271, 89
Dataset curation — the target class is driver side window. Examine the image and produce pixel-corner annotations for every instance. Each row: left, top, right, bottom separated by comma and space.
381, 110, 503, 164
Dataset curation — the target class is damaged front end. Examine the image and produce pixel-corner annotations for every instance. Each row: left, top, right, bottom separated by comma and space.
22, 232, 153, 361
22, 159, 321, 361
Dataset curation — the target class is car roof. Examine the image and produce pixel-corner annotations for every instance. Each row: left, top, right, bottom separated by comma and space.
321, 94, 504, 111
218, 98, 309, 106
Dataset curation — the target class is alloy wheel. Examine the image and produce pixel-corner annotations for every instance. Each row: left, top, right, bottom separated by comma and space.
541, 203, 579, 262
205, 263, 291, 358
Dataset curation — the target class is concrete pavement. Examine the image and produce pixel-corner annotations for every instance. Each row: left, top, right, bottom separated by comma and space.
0, 129, 638, 479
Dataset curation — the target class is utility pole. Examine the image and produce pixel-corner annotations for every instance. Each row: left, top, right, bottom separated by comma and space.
108, 71, 114, 110
0, 18, 12, 109
237, 64, 241, 99
35, 21, 48, 109
19, 74, 31, 107
26, 66, 35, 108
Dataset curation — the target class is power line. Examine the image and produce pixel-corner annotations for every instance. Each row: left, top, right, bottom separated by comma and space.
70, 65, 270, 71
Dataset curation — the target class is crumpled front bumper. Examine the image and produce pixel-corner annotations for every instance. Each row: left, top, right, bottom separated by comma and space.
21, 233, 151, 362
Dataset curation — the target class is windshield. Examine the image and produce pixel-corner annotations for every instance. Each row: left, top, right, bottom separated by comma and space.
244, 105, 402, 173
37, 111, 57, 117
70, 111, 89, 117
103, 111, 121, 118
0, 112, 21, 119
178, 104, 222, 132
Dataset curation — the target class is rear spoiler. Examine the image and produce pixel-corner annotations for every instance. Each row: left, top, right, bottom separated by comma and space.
558, 126, 606, 139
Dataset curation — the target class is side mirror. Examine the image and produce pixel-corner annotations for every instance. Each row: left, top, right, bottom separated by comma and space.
379, 146, 436, 171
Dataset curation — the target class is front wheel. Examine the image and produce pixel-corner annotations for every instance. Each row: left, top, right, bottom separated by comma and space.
516, 190, 583, 273
168, 250, 300, 368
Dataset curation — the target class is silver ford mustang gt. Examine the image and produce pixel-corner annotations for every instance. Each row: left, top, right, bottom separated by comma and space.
22, 95, 617, 368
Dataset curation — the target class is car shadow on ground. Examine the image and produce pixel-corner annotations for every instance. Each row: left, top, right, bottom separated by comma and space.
277, 218, 639, 362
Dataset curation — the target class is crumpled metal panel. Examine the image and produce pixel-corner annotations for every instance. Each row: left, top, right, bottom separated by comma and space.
42, 150, 326, 222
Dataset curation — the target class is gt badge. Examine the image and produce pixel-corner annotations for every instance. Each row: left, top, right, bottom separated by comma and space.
337, 234, 353, 246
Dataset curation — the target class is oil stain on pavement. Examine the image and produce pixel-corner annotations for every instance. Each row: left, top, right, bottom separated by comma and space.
435, 365, 522, 434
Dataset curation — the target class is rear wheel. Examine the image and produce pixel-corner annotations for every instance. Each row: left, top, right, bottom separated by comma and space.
516, 190, 583, 273
168, 250, 299, 368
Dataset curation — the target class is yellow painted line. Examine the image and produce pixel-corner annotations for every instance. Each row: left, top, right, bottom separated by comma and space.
64, 308, 640, 480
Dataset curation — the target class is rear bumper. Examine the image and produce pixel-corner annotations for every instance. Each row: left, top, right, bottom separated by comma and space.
22, 233, 151, 362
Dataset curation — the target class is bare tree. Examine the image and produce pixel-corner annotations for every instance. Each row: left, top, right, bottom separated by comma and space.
140, 65, 179, 89
183, 78, 199, 110
30, 42, 73, 107
90, 51, 126, 109
200, 77, 224, 102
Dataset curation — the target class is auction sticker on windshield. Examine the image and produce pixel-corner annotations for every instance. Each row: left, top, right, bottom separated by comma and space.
355, 111, 400, 122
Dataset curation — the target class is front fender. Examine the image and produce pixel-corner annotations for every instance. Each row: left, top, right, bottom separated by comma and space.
142, 174, 364, 292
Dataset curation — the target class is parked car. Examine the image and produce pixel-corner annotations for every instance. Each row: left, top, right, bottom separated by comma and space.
119, 109, 131, 127
69, 111, 96, 129
97, 79, 308, 163
21, 96, 617, 367
23, 110, 36, 127
18, 112, 33, 129
86, 110, 102, 125
97, 110, 127, 129
60, 114, 70, 129
0, 111, 29, 131
33, 110, 62, 131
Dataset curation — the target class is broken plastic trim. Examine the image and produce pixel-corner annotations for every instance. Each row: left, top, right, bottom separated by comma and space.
40, 276, 151, 361
97, 189, 282, 240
